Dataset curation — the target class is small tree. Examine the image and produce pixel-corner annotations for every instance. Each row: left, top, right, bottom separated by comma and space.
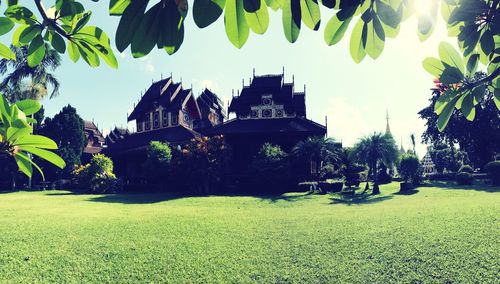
142, 141, 172, 189
399, 153, 421, 185
485, 161, 500, 186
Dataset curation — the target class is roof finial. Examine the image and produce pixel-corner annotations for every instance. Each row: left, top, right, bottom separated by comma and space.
170, 72, 173, 79
386, 109, 392, 135
232, 89, 234, 97
253, 68, 255, 77
304, 84, 306, 93
161, 73, 163, 79
242, 78, 244, 87
292, 74, 295, 84
282, 66, 285, 76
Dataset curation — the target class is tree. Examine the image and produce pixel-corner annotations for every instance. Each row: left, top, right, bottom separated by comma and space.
352, 132, 398, 194
0, 46, 61, 102
0, 0, 496, 130
427, 143, 469, 173
142, 141, 172, 189
291, 136, 341, 180
419, 75, 500, 169
338, 148, 366, 188
39, 105, 85, 178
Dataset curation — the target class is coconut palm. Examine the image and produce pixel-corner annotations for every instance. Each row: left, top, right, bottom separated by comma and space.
291, 136, 341, 180
352, 133, 399, 194
0, 45, 61, 102
410, 133, 417, 155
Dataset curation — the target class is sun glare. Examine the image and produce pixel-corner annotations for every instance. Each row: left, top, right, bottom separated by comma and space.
414, 0, 436, 16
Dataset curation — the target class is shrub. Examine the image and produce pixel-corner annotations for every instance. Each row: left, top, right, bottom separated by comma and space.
73, 154, 122, 193
456, 172, 474, 185
377, 165, 392, 185
459, 165, 474, 174
249, 143, 290, 193
399, 153, 421, 184
142, 141, 172, 188
485, 161, 500, 185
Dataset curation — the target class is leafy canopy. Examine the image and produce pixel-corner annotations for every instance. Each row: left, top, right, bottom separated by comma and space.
0, 0, 497, 131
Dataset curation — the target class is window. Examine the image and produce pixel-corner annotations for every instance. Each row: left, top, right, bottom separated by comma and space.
262, 98, 272, 105
262, 109, 272, 118
137, 120, 143, 132
145, 114, 151, 130
153, 111, 159, 129
275, 109, 283, 117
250, 110, 258, 118
162, 110, 168, 126
172, 113, 178, 125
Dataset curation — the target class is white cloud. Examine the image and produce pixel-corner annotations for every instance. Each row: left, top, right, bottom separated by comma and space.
138, 55, 156, 73
199, 79, 221, 93
323, 97, 371, 147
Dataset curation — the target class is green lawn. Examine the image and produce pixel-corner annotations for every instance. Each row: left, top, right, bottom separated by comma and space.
0, 183, 498, 283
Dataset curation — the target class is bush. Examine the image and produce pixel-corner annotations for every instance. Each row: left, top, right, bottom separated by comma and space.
485, 161, 500, 185
142, 141, 172, 189
377, 166, 392, 185
249, 143, 290, 193
456, 172, 474, 185
73, 154, 122, 193
399, 153, 421, 184
459, 165, 474, 174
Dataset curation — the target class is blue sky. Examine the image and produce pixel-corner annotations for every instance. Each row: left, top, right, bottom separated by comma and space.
6, 2, 456, 157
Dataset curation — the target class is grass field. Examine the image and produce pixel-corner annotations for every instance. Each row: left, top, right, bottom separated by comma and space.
0, 182, 498, 283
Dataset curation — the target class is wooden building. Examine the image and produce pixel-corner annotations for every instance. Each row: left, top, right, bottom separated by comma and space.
82, 120, 105, 163
205, 73, 326, 171
106, 77, 225, 177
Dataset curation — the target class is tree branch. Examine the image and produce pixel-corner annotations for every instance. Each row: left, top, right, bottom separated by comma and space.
473, 67, 500, 88
33, 0, 71, 39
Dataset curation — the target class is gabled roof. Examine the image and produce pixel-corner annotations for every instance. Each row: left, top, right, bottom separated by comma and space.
84, 120, 105, 142
197, 88, 226, 117
204, 117, 326, 136
106, 125, 200, 154
228, 74, 306, 117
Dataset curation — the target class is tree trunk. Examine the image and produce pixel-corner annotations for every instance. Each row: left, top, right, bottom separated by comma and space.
372, 162, 380, 195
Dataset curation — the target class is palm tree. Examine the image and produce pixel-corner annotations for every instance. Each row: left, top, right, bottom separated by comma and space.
0, 45, 61, 102
352, 133, 399, 194
410, 133, 417, 154
291, 136, 341, 180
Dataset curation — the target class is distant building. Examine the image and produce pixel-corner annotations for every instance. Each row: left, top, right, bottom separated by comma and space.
83, 120, 105, 163
205, 73, 326, 171
105, 127, 130, 146
421, 152, 437, 176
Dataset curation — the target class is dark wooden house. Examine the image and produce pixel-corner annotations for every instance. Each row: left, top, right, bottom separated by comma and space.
206, 73, 326, 171
106, 77, 225, 177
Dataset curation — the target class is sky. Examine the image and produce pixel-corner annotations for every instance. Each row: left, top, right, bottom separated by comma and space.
4, 2, 457, 157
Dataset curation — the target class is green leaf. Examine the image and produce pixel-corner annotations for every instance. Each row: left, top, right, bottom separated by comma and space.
109, 0, 131, 15
12, 25, 28, 46
72, 11, 92, 34
115, 0, 148, 52
438, 42, 464, 72
364, 20, 384, 59
6, 126, 31, 143
15, 99, 40, 116
466, 53, 478, 75
21, 146, 66, 169
193, 0, 225, 28
130, 3, 162, 58
324, 15, 351, 46
494, 84, 500, 111
440, 64, 463, 85
422, 57, 445, 77
0, 42, 15, 60
300, 0, 320, 30
436, 96, 460, 132
225, 0, 250, 48
19, 24, 41, 45
77, 41, 100, 67
349, 19, 366, 64
14, 134, 58, 149
4, 5, 37, 25
460, 91, 475, 121
0, 17, 15, 36
15, 151, 33, 178
27, 35, 45, 67
376, 0, 399, 28
158, 0, 185, 55
49, 31, 66, 53
480, 28, 494, 56
282, 0, 301, 43
266, 0, 282, 10
67, 40, 80, 62
244, 0, 269, 34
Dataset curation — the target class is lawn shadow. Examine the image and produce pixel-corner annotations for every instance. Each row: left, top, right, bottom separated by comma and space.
86, 192, 189, 204
253, 191, 315, 203
393, 189, 420, 195
423, 181, 500, 193
330, 191, 393, 206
